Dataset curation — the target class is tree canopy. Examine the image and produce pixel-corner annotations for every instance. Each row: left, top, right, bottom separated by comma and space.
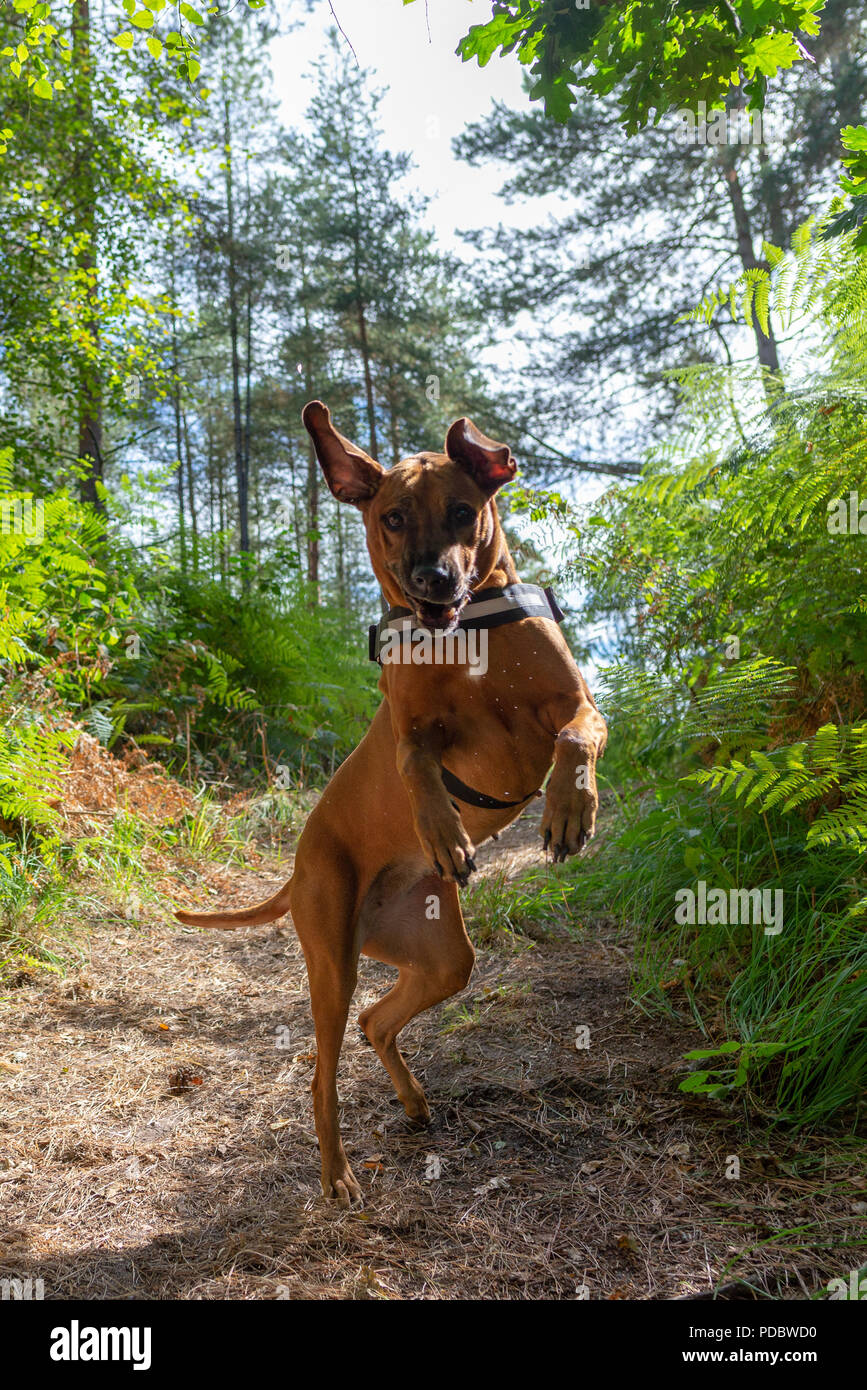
420, 0, 827, 126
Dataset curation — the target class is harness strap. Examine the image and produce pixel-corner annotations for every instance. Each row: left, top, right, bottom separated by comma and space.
369, 582, 565, 664
440, 767, 539, 812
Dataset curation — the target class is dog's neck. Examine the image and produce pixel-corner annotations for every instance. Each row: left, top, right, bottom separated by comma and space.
468, 496, 519, 592
474, 542, 519, 593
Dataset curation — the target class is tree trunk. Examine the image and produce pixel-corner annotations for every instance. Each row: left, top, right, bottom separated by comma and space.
182, 408, 199, 573
306, 435, 320, 599
335, 504, 347, 610
356, 299, 378, 459
757, 146, 787, 250
243, 157, 254, 569
286, 440, 304, 567
252, 446, 261, 583
170, 247, 186, 571
297, 244, 320, 600
174, 383, 186, 571
387, 373, 400, 466
72, 0, 104, 513
217, 439, 227, 587
347, 157, 378, 459
223, 85, 249, 575
719, 153, 781, 376
206, 404, 215, 579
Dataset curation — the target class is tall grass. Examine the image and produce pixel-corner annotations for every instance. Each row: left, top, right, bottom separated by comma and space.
537, 771, 867, 1125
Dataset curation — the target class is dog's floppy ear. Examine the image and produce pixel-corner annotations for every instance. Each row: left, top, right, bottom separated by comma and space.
302, 401, 384, 504
445, 418, 516, 496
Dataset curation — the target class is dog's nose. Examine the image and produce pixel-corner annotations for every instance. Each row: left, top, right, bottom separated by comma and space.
411, 564, 453, 599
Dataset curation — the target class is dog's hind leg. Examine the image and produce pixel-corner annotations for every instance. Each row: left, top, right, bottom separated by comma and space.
357, 871, 474, 1122
290, 860, 364, 1206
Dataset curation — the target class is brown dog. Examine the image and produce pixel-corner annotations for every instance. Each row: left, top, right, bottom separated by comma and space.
176, 402, 607, 1204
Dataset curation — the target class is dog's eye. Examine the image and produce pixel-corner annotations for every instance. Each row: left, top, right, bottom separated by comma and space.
451, 504, 476, 528
383, 511, 405, 532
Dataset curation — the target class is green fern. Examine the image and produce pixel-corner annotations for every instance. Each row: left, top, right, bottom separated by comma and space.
0, 722, 76, 832
688, 723, 867, 861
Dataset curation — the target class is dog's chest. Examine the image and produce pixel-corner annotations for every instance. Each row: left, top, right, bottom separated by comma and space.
424, 640, 560, 791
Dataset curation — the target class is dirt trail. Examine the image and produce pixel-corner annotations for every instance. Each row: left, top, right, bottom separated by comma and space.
0, 811, 858, 1300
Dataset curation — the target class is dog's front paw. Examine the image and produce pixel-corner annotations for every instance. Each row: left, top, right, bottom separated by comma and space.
541, 762, 598, 863
416, 805, 477, 886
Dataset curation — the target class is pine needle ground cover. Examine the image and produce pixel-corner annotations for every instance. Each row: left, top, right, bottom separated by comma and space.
1, 800, 862, 1300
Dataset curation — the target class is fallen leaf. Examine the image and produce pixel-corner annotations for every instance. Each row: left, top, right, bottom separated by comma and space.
473, 1177, 509, 1197
167, 1065, 204, 1093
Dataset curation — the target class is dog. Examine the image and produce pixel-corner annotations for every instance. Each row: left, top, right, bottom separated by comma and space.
176, 402, 607, 1205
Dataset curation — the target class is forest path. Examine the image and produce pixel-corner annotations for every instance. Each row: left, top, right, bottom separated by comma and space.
0, 809, 854, 1300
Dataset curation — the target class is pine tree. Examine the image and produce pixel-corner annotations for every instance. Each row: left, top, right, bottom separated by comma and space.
454, 0, 867, 460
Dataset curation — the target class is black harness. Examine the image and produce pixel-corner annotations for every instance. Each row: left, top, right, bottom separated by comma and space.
369, 583, 565, 812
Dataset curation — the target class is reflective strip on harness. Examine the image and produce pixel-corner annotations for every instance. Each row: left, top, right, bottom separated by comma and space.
368, 582, 564, 664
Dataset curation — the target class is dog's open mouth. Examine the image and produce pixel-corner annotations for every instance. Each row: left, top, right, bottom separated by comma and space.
408, 597, 466, 632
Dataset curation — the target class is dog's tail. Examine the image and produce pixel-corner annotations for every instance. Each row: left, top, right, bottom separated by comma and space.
174, 875, 293, 931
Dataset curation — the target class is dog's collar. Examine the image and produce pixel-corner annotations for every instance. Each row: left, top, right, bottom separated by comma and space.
368, 582, 564, 665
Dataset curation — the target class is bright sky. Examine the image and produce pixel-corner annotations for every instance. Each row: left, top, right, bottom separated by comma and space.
270, 0, 540, 252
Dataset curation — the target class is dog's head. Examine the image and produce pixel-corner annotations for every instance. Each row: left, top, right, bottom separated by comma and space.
302, 401, 517, 631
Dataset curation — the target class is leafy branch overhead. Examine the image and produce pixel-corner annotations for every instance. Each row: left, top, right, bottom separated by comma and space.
2, 0, 827, 121
823, 124, 867, 248
414, 4, 866, 252
0, 0, 242, 102
435, 0, 825, 128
